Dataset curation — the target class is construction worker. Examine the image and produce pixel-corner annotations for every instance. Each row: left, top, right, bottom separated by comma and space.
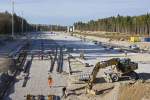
124, 50, 128, 57
62, 87, 67, 98
48, 75, 53, 88
38, 51, 41, 60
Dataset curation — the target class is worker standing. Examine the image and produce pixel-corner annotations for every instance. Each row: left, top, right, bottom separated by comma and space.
62, 87, 67, 98
124, 50, 128, 57
48, 75, 53, 88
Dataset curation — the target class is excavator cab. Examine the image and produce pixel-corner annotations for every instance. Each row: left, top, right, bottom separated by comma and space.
117, 58, 138, 73
104, 58, 139, 83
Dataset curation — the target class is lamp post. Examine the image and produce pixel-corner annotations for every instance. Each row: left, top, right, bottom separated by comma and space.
21, 11, 24, 34
11, 0, 14, 38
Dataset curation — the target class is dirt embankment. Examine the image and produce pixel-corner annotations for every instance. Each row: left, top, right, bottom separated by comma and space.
73, 31, 131, 41
119, 82, 150, 100
73, 31, 150, 50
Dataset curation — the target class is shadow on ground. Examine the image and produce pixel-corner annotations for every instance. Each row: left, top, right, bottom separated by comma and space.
138, 73, 150, 81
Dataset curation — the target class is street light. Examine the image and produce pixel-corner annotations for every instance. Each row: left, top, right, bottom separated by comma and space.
21, 11, 24, 34
11, 0, 14, 38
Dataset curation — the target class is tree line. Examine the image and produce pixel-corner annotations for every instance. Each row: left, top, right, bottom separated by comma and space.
74, 13, 150, 35
36, 24, 67, 32
0, 11, 67, 35
0, 11, 34, 35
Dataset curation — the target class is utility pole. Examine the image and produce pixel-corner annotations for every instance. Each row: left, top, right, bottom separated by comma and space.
21, 11, 24, 34
26, 22, 28, 32
36, 25, 38, 31
11, 0, 14, 38
51, 25, 52, 32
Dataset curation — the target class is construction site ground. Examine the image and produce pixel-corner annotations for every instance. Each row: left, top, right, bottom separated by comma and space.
1, 32, 150, 100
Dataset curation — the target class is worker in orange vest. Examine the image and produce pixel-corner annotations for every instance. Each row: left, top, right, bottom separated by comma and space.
48, 75, 53, 88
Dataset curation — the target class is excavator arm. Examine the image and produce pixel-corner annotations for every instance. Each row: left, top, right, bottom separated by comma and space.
87, 58, 119, 90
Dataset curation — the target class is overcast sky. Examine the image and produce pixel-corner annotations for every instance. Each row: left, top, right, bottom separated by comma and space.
0, 0, 150, 25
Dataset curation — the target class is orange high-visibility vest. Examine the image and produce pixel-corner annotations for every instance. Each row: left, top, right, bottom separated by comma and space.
48, 78, 53, 86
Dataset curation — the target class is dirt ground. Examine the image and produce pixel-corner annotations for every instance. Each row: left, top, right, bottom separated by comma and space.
119, 81, 150, 100
69, 32, 150, 100
1, 32, 150, 100
68, 58, 150, 100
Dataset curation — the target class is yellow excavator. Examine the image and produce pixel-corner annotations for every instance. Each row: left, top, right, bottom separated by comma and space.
86, 58, 138, 94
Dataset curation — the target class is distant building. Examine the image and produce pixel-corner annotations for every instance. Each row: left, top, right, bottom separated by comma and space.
67, 26, 74, 32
